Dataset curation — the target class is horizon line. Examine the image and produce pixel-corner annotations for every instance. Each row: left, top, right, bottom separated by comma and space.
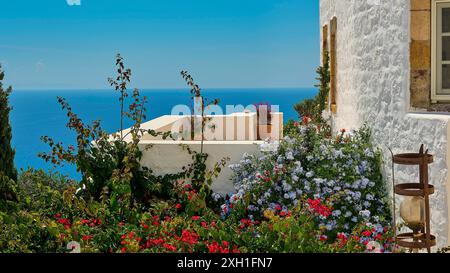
13, 86, 317, 91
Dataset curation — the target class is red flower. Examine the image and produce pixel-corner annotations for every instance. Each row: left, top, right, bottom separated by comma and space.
82, 234, 93, 241
222, 241, 229, 248
302, 116, 310, 124
146, 238, 165, 248
319, 235, 328, 241
191, 216, 201, 221
175, 203, 182, 210
201, 222, 208, 228
163, 244, 177, 252
307, 199, 332, 218
232, 246, 240, 253
208, 242, 220, 253
180, 230, 199, 245
54, 213, 62, 219
362, 230, 372, 237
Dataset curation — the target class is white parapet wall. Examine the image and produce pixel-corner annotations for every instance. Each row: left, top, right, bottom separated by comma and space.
138, 140, 262, 194
121, 111, 282, 194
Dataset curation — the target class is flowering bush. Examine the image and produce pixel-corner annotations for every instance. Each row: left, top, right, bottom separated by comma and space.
224, 119, 392, 246
1, 56, 396, 253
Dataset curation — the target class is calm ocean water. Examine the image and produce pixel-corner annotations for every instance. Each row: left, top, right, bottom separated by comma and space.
10, 88, 317, 179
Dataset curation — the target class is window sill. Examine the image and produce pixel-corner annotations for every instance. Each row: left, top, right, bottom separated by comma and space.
406, 111, 450, 122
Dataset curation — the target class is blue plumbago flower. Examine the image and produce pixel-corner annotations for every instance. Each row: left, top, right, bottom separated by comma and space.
282, 181, 292, 192
285, 151, 294, 160
361, 178, 370, 188
333, 149, 344, 159
288, 192, 296, 199
364, 148, 374, 158
222, 123, 391, 238
326, 220, 337, 230
332, 210, 342, 217
359, 210, 371, 219
212, 193, 223, 202
366, 194, 374, 201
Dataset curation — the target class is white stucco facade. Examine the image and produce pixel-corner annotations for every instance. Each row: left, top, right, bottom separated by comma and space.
320, 0, 450, 248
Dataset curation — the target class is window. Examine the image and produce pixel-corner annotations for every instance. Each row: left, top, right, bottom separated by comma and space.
432, 0, 450, 101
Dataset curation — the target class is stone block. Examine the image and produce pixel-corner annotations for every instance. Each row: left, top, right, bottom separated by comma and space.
410, 40, 431, 69
411, 0, 431, 11
411, 69, 431, 108
411, 10, 431, 41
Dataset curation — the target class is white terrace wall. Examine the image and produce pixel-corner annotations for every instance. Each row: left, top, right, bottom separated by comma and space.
138, 140, 262, 194
320, 0, 450, 248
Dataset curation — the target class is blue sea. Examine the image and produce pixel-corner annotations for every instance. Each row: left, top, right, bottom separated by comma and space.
9, 88, 317, 179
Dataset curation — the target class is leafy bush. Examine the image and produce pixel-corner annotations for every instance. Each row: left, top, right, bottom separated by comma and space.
223, 118, 392, 247
0, 55, 396, 253
294, 51, 330, 122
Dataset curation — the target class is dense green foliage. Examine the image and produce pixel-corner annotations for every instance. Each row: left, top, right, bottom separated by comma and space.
0, 65, 18, 202
0, 56, 395, 253
294, 51, 330, 122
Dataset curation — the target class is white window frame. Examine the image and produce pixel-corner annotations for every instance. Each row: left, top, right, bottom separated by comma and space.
432, 0, 450, 101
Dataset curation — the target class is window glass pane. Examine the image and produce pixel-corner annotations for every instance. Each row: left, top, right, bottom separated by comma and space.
443, 36, 450, 60
442, 64, 450, 91
443, 8, 450, 33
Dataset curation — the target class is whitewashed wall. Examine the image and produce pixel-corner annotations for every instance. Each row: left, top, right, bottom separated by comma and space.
320, 0, 450, 248
139, 140, 262, 194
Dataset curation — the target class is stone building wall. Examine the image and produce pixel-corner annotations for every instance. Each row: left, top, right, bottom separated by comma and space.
320, 0, 450, 248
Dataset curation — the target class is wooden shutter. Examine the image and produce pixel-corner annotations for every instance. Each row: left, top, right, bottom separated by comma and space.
322, 24, 329, 109
330, 17, 337, 114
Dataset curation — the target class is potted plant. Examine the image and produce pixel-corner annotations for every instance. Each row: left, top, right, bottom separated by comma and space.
254, 102, 272, 140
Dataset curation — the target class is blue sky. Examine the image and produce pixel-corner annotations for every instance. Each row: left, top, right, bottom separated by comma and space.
0, 0, 319, 89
